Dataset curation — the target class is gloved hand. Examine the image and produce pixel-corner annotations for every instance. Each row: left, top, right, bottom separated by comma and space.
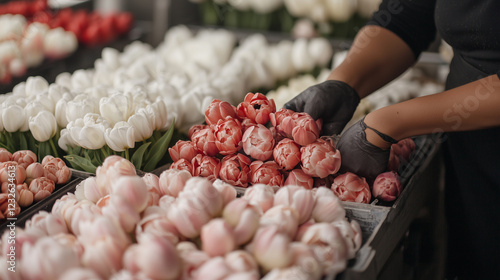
284, 80, 360, 135
337, 117, 398, 180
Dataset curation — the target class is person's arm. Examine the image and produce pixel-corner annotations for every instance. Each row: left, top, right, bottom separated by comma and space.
328, 25, 416, 98
364, 74, 500, 149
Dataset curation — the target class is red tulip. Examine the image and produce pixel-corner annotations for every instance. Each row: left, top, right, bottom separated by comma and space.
169, 140, 199, 162
219, 154, 251, 188
273, 139, 301, 170
236, 93, 276, 125
372, 171, 402, 202
284, 169, 313, 189
192, 154, 221, 182
242, 124, 275, 161
301, 137, 341, 178
250, 161, 284, 187
192, 127, 219, 157
204, 99, 237, 126
331, 172, 371, 204
213, 118, 243, 155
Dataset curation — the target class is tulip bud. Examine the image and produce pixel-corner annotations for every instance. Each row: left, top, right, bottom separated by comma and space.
128, 110, 154, 142
191, 127, 219, 157
213, 118, 243, 155
274, 185, 315, 224
301, 137, 341, 178
213, 179, 237, 207
96, 155, 137, 194
110, 175, 149, 213
26, 162, 44, 184
159, 168, 192, 197
25, 211, 68, 236
273, 139, 301, 170
18, 189, 34, 207
169, 140, 199, 162
194, 257, 232, 280
260, 205, 300, 238
0, 148, 12, 162
331, 172, 371, 203
12, 150, 37, 170
101, 195, 141, 233
105, 121, 136, 152
236, 93, 276, 125
201, 218, 236, 257
284, 169, 314, 189
243, 184, 275, 213
251, 226, 292, 272
204, 99, 238, 126
250, 161, 284, 187
42, 155, 71, 184
192, 154, 221, 182
291, 113, 320, 146
223, 199, 260, 245
331, 219, 363, 259
242, 124, 275, 161
0, 161, 27, 184
29, 111, 57, 142
311, 187, 346, 223
372, 171, 402, 202
136, 213, 180, 245
225, 250, 259, 274
29, 177, 55, 202
219, 154, 251, 188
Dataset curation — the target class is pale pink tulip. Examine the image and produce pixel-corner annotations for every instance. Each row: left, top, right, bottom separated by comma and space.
243, 184, 275, 213
169, 140, 199, 162
170, 159, 194, 175
294, 219, 315, 242
251, 225, 292, 272
224, 272, 260, 280
273, 185, 315, 224
177, 243, 210, 280
136, 213, 180, 245
20, 237, 80, 280
301, 137, 341, 178
0, 148, 12, 162
51, 233, 85, 260
205, 99, 238, 126
311, 187, 346, 223
25, 162, 44, 184
110, 175, 149, 213
213, 118, 243, 155
29, 177, 55, 202
250, 161, 284, 187
180, 177, 223, 217
142, 173, 161, 206
270, 108, 295, 138
12, 150, 37, 169
225, 250, 259, 274
101, 195, 141, 233
284, 169, 313, 189
69, 201, 102, 235
291, 113, 320, 146
0, 161, 26, 184
1, 227, 45, 260
58, 268, 102, 280
201, 218, 237, 257
194, 257, 232, 280
331, 172, 371, 203
123, 233, 181, 280
192, 154, 221, 182
262, 266, 319, 280
51, 193, 79, 229
237, 93, 276, 125
191, 127, 219, 157
158, 195, 176, 213
372, 171, 402, 202
78, 177, 106, 203
159, 168, 192, 198
223, 199, 260, 245
77, 216, 131, 249
273, 139, 301, 170
242, 124, 275, 161
188, 124, 208, 140
260, 205, 299, 238
18, 188, 34, 207
300, 223, 349, 276
95, 155, 137, 194
42, 155, 71, 184
25, 211, 68, 236
213, 179, 237, 207
219, 154, 251, 188
331, 219, 363, 259
289, 242, 322, 280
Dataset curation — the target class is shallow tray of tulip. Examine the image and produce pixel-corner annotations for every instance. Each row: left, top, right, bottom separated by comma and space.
0, 175, 82, 232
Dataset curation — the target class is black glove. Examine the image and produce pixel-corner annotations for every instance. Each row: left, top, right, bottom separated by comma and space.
337, 118, 398, 180
284, 80, 360, 135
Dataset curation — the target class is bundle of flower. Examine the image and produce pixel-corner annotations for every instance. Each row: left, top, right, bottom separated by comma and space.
0, 14, 77, 84
0, 155, 362, 279
0, 149, 71, 219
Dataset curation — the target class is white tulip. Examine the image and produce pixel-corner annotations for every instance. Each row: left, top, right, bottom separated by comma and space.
71, 69, 94, 91
105, 121, 136, 152
12, 82, 26, 96
58, 128, 75, 152
43, 27, 78, 59
228, 0, 252, 10
309, 4, 329, 22
358, 0, 382, 18
325, 0, 357, 22
23, 49, 44, 68
2, 105, 26, 132
55, 99, 69, 128
292, 39, 316, 72
128, 110, 154, 142
292, 19, 318, 39
84, 86, 110, 101
9, 57, 26, 77
29, 111, 57, 142
145, 99, 168, 131
251, 0, 283, 14
0, 108, 3, 131
25, 76, 49, 97
265, 43, 296, 81
24, 101, 45, 120
284, 0, 313, 17
0, 14, 26, 41
66, 95, 97, 123
162, 25, 193, 49
55, 72, 73, 89
68, 114, 109, 150
48, 84, 70, 105
308, 37, 334, 67
99, 93, 134, 126
101, 47, 121, 70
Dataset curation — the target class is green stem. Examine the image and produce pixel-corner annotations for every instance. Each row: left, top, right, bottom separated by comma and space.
49, 138, 59, 158
101, 147, 109, 158
125, 149, 130, 161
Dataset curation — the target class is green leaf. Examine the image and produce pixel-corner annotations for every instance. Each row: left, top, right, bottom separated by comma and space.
143, 121, 175, 172
64, 154, 97, 174
26, 131, 37, 155
131, 141, 151, 171
38, 141, 52, 161
19, 132, 28, 150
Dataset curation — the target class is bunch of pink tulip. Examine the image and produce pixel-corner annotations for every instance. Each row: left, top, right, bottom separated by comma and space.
0, 149, 71, 218
169, 93, 343, 191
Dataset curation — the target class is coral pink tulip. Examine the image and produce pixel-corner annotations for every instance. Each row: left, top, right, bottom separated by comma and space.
291, 113, 320, 146
273, 139, 301, 170
284, 169, 314, 189
301, 137, 341, 178
188, 124, 209, 140
123, 233, 181, 280
223, 198, 260, 245
191, 127, 219, 157
237, 92, 276, 125
0, 148, 12, 162
12, 150, 37, 169
250, 161, 284, 187
219, 154, 251, 188
159, 168, 192, 197
169, 140, 199, 162
331, 172, 371, 203
270, 108, 295, 138
240, 117, 257, 133
0, 161, 26, 184
25, 162, 44, 184
251, 225, 292, 272
205, 99, 238, 126
242, 124, 275, 161
260, 205, 299, 238
213, 118, 243, 155
273, 185, 315, 224
0, 193, 20, 218
18, 188, 34, 207
311, 187, 346, 223
243, 184, 275, 213
42, 155, 71, 184
192, 154, 221, 182
372, 171, 403, 202
29, 177, 56, 202
201, 218, 237, 257
170, 158, 194, 175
